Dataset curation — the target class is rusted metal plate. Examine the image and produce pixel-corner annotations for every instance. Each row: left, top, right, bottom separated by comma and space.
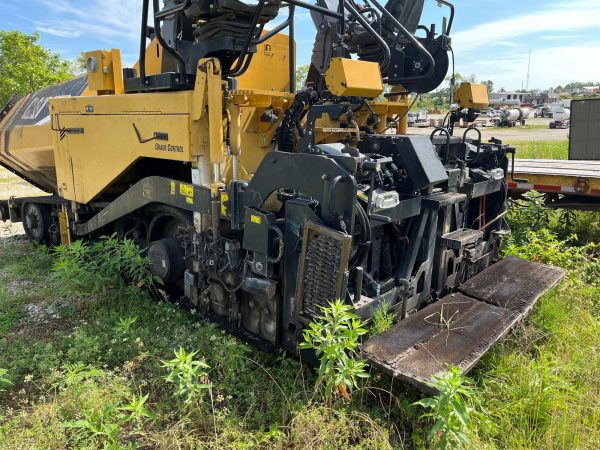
362, 257, 566, 392
458, 256, 567, 314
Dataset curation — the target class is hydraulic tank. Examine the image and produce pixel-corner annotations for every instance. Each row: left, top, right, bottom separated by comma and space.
0, 76, 88, 193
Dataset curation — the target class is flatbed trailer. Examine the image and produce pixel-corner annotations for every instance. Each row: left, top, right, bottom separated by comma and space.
508, 159, 600, 209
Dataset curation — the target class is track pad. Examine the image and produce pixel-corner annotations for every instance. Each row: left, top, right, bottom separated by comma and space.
362, 257, 566, 392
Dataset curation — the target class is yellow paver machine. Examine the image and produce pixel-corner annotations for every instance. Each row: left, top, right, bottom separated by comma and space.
0, 0, 565, 389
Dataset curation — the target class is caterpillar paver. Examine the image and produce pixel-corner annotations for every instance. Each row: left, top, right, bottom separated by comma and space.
0, 0, 565, 390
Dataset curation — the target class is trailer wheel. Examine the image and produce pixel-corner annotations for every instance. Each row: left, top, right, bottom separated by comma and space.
22, 203, 51, 243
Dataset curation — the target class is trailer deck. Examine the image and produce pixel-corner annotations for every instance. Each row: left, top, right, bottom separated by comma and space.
508, 159, 600, 206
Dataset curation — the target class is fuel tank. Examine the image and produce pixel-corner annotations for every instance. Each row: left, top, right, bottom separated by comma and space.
0, 76, 88, 193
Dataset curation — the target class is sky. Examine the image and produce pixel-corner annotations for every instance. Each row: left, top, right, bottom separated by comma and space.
1, 0, 599, 91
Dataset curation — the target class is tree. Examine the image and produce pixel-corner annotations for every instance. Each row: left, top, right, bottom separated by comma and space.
0, 31, 72, 106
481, 79, 494, 93
295, 64, 309, 91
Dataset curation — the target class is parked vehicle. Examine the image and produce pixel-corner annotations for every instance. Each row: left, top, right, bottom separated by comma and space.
534, 106, 552, 118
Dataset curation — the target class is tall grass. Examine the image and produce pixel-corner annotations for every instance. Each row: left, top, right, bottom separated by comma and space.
469, 194, 600, 448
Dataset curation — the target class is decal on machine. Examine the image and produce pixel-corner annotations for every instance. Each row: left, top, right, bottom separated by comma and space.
155, 143, 185, 153
179, 183, 194, 204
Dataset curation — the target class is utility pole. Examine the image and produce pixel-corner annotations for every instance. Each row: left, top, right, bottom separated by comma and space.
526, 47, 531, 91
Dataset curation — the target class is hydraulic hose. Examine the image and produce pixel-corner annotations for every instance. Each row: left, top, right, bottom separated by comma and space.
276, 89, 319, 152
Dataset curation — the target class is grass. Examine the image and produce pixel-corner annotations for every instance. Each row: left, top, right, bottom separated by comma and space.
509, 140, 569, 159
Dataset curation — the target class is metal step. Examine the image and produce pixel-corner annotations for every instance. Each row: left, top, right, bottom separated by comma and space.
361, 257, 566, 392
440, 228, 483, 250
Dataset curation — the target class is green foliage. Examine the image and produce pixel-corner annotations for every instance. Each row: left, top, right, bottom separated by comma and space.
0, 31, 73, 106
370, 302, 394, 336
414, 366, 476, 450
295, 64, 309, 91
0, 368, 11, 390
162, 346, 211, 407
300, 300, 369, 400
505, 192, 600, 285
114, 316, 138, 338
64, 403, 127, 449
63, 389, 153, 448
506, 191, 551, 241
52, 234, 158, 296
504, 228, 599, 282
118, 393, 154, 430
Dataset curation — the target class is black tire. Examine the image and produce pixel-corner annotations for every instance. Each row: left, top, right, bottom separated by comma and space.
22, 203, 51, 243
148, 237, 185, 285
146, 207, 193, 244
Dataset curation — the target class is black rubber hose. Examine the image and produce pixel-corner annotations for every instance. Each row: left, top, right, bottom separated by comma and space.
277, 89, 319, 152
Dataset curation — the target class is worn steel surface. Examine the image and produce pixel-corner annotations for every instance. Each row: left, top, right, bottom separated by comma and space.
362, 257, 566, 392
458, 256, 566, 314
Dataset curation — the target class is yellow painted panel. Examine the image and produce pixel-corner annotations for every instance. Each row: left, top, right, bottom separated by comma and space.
325, 58, 384, 98
133, 37, 165, 76
84, 50, 116, 92
237, 33, 294, 92
1, 123, 56, 191
50, 91, 193, 115
49, 92, 205, 204
454, 83, 489, 109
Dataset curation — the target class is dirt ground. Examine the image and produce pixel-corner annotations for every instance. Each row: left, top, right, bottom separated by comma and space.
409, 116, 569, 142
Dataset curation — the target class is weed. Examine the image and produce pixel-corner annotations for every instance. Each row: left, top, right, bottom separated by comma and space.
52, 234, 159, 296
114, 315, 138, 339
370, 302, 394, 336
64, 403, 125, 448
300, 300, 369, 401
0, 368, 11, 391
414, 366, 477, 450
162, 346, 211, 407
119, 393, 154, 430
504, 228, 600, 285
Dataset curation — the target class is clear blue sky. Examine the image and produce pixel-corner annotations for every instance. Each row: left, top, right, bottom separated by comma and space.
1, 0, 599, 90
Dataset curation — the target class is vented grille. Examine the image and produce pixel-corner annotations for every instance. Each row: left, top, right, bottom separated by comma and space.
296, 222, 351, 322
